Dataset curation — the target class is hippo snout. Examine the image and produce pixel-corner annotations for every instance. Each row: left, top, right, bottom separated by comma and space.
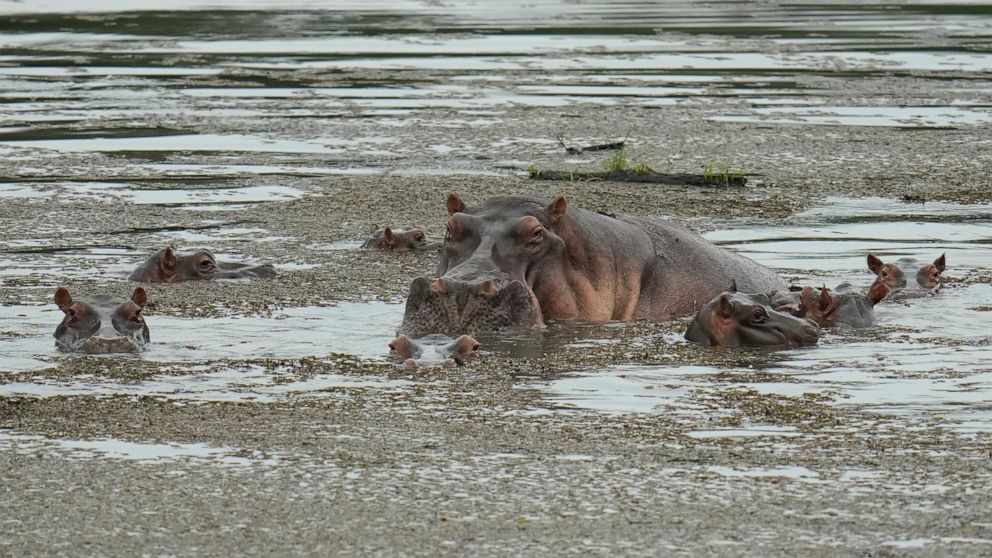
400, 275, 543, 338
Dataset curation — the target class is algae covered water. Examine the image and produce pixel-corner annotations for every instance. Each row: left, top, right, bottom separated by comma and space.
2, 1, 992, 556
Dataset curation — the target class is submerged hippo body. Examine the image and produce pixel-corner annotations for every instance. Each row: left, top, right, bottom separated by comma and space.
129, 245, 276, 283
362, 225, 439, 252
867, 252, 945, 297
53, 287, 150, 353
388, 334, 479, 369
793, 283, 887, 329
685, 291, 820, 347
401, 193, 786, 336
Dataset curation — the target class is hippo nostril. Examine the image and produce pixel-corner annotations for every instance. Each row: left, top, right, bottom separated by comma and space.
430, 279, 446, 293
480, 280, 497, 296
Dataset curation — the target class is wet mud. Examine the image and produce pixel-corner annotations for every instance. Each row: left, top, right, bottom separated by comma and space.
2, 1, 992, 556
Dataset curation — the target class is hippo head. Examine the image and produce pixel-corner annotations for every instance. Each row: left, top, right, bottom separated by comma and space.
388, 334, 479, 369
53, 287, 150, 353
796, 286, 843, 329
685, 291, 820, 347
129, 245, 277, 283
409, 192, 571, 331
795, 283, 889, 328
364, 225, 435, 252
399, 275, 540, 338
867, 252, 945, 295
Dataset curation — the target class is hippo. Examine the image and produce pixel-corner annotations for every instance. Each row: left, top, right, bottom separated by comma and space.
362, 225, 439, 252
867, 252, 945, 296
53, 287, 150, 353
792, 282, 888, 329
129, 245, 277, 283
401, 193, 786, 336
388, 334, 479, 369
685, 291, 820, 347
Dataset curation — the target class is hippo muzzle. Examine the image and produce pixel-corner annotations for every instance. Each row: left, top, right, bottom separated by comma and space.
399, 275, 543, 338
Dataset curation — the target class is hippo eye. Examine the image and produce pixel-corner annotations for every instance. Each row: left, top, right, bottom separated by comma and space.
198, 259, 214, 270
528, 228, 544, 244
750, 309, 767, 324
414, 233, 425, 242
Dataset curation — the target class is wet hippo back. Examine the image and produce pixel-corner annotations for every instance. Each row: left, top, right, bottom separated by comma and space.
616, 213, 787, 317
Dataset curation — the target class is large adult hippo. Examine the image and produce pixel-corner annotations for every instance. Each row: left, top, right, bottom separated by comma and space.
53, 287, 150, 353
129, 245, 276, 283
401, 193, 785, 335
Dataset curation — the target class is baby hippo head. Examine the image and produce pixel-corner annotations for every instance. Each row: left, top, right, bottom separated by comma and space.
129, 245, 277, 283
867, 252, 945, 294
388, 334, 479, 369
363, 225, 434, 252
53, 287, 150, 353
686, 291, 820, 347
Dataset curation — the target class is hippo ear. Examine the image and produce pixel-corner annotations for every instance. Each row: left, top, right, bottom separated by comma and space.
933, 253, 946, 272
867, 253, 884, 274
817, 285, 833, 311
447, 192, 466, 215
729, 279, 738, 293
383, 227, 396, 247
369, 224, 379, 235
131, 287, 148, 308
716, 294, 734, 318
547, 195, 567, 224
54, 287, 72, 310
798, 286, 813, 304
162, 246, 179, 267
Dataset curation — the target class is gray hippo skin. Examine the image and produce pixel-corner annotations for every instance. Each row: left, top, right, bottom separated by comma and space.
362, 225, 439, 252
401, 193, 786, 336
389, 334, 479, 369
53, 287, 150, 353
867, 252, 945, 297
400, 275, 541, 338
793, 283, 888, 329
129, 245, 276, 283
685, 291, 820, 347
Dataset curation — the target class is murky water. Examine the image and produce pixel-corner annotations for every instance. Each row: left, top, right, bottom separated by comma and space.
1, 1, 991, 440
2, 0, 992, 179
547, 198, 992, 431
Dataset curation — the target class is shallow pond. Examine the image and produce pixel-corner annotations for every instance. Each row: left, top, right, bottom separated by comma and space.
1, 1, 991, 434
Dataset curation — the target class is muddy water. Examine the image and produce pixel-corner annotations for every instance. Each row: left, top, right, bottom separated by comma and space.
2, 2, 992, 555
1, 0, 991, 415
547, 197, 992, 430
